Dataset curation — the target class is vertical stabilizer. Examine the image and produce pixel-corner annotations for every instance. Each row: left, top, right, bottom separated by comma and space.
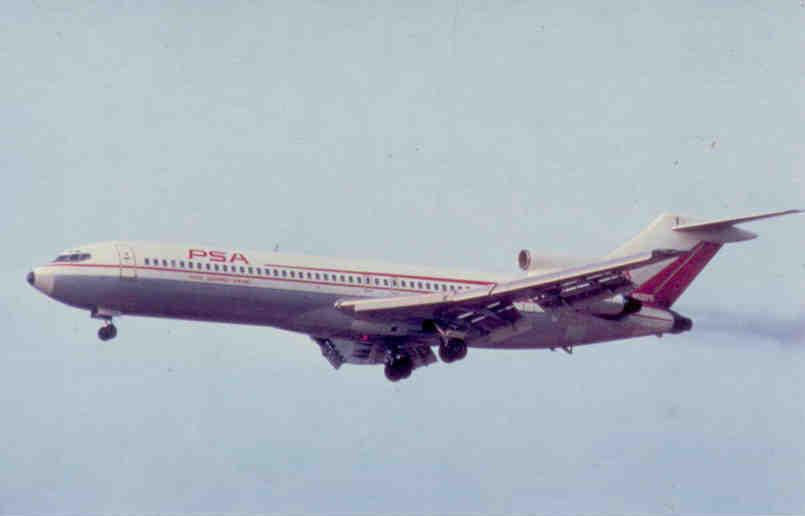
607, 210, 801, 308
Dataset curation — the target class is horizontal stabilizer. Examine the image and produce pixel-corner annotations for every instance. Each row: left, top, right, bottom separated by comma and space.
673, 209, 802, 232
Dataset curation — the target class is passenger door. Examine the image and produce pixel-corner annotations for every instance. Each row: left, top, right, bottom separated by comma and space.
115, 244, 137, 279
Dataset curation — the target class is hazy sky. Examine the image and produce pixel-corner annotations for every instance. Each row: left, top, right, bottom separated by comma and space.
2, 2, 804, 514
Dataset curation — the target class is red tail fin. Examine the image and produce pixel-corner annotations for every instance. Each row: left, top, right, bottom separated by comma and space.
630, 242, 722, 308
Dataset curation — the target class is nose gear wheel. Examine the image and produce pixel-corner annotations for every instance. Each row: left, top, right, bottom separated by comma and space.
98, 323, 117, 341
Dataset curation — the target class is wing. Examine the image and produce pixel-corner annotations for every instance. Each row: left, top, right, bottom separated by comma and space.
336, 249, 682, 335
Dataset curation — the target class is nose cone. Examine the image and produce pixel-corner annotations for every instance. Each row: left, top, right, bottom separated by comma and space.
29, 267, 55, 296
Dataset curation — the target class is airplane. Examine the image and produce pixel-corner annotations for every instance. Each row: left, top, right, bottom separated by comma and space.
27, 209, 801, 382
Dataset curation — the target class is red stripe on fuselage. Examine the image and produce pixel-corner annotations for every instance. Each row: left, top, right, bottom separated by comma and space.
46, 262, 493, 294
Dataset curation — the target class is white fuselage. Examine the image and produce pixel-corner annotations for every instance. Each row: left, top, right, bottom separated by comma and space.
29, 241, 676, 351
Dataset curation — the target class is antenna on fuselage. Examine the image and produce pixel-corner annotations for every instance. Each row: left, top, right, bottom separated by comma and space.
273, 243, 279, 252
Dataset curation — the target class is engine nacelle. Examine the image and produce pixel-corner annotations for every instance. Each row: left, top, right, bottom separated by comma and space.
586, 295, 642, 318
622, 305, 693, 335
517, 249, 591, 274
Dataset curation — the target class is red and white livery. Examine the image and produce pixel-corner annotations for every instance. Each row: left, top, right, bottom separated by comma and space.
27, 209, 801, 382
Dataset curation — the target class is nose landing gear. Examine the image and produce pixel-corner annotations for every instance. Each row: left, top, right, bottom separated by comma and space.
91, 307, 121, 341
98, 322, 118, 341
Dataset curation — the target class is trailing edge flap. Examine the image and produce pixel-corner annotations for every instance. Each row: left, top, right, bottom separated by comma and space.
672, 209, 803, 243
335, 249, 683, 316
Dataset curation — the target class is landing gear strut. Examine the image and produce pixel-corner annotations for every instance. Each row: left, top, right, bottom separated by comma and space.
384, 352, 413, 382
438, 337, 467, 363
92, 307, 120, 342
98, 322, 117, 341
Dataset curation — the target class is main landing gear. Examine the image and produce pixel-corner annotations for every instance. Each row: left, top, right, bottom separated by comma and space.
438, 337, 467, 364
97, 321, 118, 341
384, 352, 414, 382
423, 320, 469, 365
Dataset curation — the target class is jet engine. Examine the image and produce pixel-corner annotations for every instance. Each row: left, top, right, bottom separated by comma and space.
517, 249, 591, 274
585, 294, 643, 319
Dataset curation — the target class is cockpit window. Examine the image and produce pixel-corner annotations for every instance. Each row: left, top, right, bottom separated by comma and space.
53, 252, 91, 263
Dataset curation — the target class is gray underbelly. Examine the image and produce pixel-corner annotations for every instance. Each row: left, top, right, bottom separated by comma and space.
55, 275, 359, 334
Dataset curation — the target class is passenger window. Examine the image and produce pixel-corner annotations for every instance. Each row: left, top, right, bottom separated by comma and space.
374, 278, 379, 285
162, 259, 168, 267
282, 270, 287, 277
240, 266, 245, 273
179, 261, 184, 268
339, 275, 345, 282
214, 264, 219, 271
223, 265, 228, 272
383, 279, 388, 286
323, 273, 329, 280
144, 258, 150, 265
315, 273, 320, 280
401, 280, 407, 287
249, 267, 254, 274
206, 263, 211, 270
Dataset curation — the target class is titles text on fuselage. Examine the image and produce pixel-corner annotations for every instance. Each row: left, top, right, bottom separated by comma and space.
188, 249, 250, 264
